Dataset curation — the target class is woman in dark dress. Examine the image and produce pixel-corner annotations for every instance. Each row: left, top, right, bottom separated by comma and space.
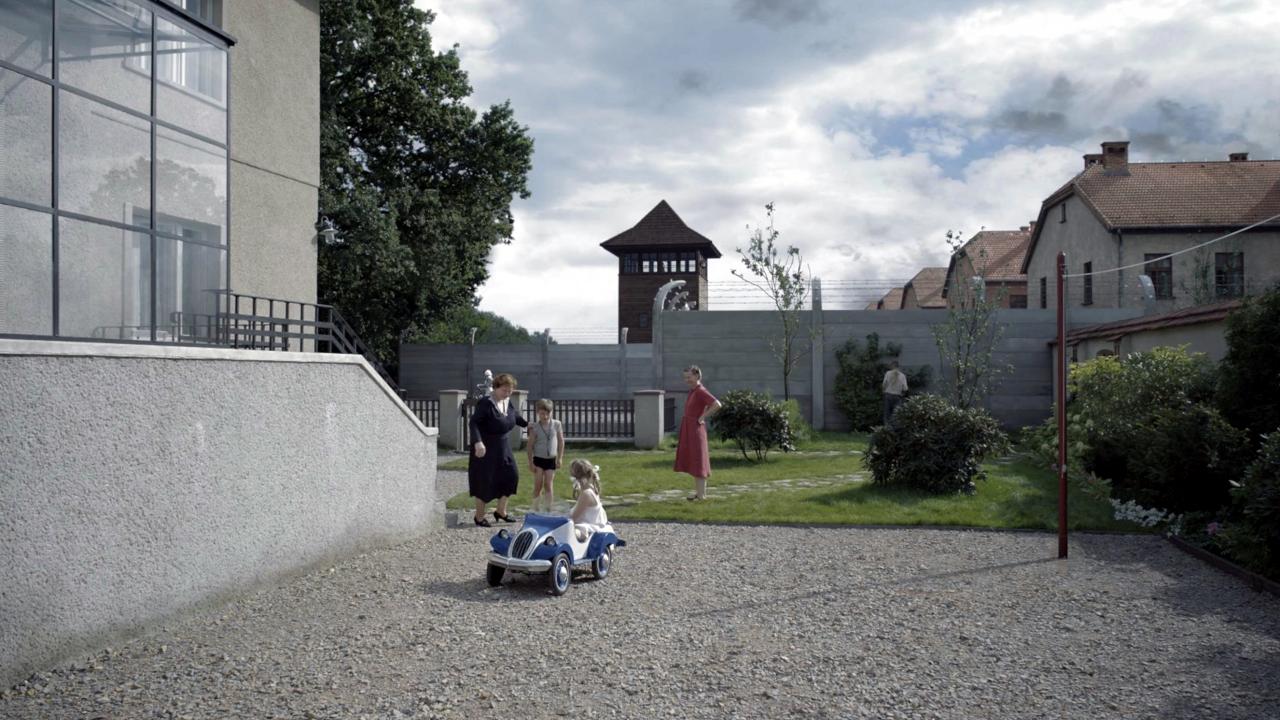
468, 373, 528, 527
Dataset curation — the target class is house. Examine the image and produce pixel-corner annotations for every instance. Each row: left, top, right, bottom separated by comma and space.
1022, 141, 1280, 311
600, 200, 721, 343
1060, 300, 1240, 364
900, 267, 947, 309
1, 0, 437, 687
942, 228, 1032, 308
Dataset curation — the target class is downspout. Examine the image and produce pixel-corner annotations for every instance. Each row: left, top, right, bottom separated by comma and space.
1115, 229, 1124, 308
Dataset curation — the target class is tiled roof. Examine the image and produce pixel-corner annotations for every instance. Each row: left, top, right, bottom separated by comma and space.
1076, 161, 1280, 228
600, 200, 722, 257
943, 229, 1030, 297
877, 287, 904, 310
1024, 158, 1280, 272
904, 267, 947, 309
1057, 300, 1242, 345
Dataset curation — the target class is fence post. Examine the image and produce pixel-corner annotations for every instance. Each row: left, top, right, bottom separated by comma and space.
810, 277, 825, 430
466, 327, 477, 393
540, 329, 551, 401
439, 390, 468, 452
633, 390, 665, 449
509, 389, 528, 454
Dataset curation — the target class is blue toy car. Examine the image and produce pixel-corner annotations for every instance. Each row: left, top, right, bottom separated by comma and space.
487, 513, 626, 595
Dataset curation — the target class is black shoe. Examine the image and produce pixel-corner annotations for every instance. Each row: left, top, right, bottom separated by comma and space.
474, 516, 491, 527
493, 511, 515, 523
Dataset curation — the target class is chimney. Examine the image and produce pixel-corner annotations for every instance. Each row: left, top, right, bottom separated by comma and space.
1229, 152, 1249, 162
1019, 225, 1028, 232
1027, 220, 1036, 233
1101, 141, 1129, 174
1083, 153, 1103, 170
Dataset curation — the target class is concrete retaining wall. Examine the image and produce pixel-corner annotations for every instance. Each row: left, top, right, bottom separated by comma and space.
0, 340, 439, 687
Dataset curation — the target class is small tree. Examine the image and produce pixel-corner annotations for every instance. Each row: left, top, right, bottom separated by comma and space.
932, 230, 1012, 409
733, 203, 815, 400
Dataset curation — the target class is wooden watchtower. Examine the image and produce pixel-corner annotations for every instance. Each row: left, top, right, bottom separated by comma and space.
600, 200, 721, 343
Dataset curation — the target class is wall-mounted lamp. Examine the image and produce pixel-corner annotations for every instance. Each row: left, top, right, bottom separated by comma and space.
316, 217, 339, 245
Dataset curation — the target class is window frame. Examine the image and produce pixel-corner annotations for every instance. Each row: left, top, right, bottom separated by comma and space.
1143, 253, 1173, 300
1082, 261, 1093, 306
1214, 251, 1244, 299
1039, 277, 1047, 309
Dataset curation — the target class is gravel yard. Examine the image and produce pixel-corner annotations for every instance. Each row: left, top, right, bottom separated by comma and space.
3, 500, 1278, 719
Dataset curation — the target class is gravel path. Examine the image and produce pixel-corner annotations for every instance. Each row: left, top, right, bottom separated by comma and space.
3, 521, 1278, 719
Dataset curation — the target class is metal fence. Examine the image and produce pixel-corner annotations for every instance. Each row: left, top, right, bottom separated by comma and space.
406, 398, 439, 428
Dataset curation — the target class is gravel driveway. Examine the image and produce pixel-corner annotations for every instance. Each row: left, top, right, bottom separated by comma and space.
3, 520, 1278, 719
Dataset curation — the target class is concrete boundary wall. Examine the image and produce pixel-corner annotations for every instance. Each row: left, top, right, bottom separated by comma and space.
0, 340, 440, 686
400, 342, 655, 400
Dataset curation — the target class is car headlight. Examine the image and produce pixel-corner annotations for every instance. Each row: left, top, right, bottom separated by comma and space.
498, 529, 509, 539
543, 536, 556, 546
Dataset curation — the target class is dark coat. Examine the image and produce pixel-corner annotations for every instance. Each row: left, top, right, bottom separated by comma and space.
467, 396, 528, 502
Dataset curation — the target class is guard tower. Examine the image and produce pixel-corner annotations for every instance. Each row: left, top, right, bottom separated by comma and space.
600, 200, 721, 343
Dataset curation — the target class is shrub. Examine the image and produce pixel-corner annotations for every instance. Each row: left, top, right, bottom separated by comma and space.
1217, 430, 1280, 581
1030, 346, 1235, 513
1218, 284, 1280, 441
833, 333, 930, 431
713, 390, 797, 461
781, 398, 813, 443
864, 394, 1010, 494
1116, 402, 1250, 513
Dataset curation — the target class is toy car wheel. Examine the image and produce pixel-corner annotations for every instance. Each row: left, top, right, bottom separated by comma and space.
548, 553, 572, 596
486, 563, 505, 587
592, 544, 614, 580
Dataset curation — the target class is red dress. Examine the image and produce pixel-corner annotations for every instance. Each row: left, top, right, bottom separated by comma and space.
674, 384, 717, 478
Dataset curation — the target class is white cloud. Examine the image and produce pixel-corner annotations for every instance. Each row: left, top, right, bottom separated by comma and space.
410, 0, 1280, 338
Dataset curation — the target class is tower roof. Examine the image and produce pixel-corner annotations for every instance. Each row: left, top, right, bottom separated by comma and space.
600, 200, 722, 258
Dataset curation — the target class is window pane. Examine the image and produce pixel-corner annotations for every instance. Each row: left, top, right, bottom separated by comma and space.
155, 17, 225, 142
58, 216, 150, 340
0, 0, 53, 75
58, 0, 151, 113
0, 203, 53, 334
58, 90, 150, 226
156, 237, 223, 342
157, 125, 226, 242
0, 69, 52, 206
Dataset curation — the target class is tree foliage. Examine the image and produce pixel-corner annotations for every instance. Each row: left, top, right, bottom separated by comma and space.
733, 203, 814, 400
318, 0, 534, 367
415, 304, 551, 345
1217, 283, 1280, 441
864, 394, 1010, 494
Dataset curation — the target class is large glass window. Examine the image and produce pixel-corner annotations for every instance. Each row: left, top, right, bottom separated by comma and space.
0, 0, 229, 343
58, 216, 151, 340
157, 124, 225, 233
0, 0, 53, 75
0, 68, 52, 205
0, 204, 53, 334
58, 89, 151, 225
154, 16, 225, 142
58, 0, 152, 113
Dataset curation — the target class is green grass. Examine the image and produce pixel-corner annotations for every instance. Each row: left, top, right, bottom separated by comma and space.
441, 432, 1138, 532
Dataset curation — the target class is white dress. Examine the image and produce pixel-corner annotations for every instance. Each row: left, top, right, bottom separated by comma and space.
573, 488, 608, 539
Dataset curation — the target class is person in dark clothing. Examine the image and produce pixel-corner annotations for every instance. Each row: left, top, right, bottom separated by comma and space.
468, 373, 528, 527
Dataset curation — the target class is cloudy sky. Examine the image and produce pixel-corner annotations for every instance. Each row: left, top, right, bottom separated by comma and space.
420, 0, 1279, 340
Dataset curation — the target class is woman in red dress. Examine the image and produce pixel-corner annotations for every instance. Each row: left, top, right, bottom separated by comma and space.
674, 365, 722, 500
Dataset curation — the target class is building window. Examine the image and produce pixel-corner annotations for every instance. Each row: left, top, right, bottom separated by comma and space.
1039, 277, 1047, 309
0, 0, 230, 342
622, 253, 639, 274
1082, 262, 1093, 305
1009, 294, 1027, 309
1144, 254, 1173, 299
1215, 252, 1244, 298
1059, 204, 1067, 223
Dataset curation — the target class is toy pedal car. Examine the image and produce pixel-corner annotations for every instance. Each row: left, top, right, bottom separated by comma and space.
487, 513, 626, 595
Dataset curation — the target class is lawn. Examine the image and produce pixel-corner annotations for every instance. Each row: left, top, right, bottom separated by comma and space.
441, 431, 1138, 532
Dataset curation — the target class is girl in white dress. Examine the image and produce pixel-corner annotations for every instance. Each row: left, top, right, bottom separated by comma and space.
568, 459, 608, 541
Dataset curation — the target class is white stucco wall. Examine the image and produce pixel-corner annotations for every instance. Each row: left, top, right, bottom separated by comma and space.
0, 339, 439, 687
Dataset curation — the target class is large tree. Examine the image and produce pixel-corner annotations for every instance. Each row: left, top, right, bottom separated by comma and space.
318, 0, 533, 367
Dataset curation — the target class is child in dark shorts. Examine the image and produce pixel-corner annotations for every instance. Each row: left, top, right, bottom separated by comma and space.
527, 398, 564, 512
